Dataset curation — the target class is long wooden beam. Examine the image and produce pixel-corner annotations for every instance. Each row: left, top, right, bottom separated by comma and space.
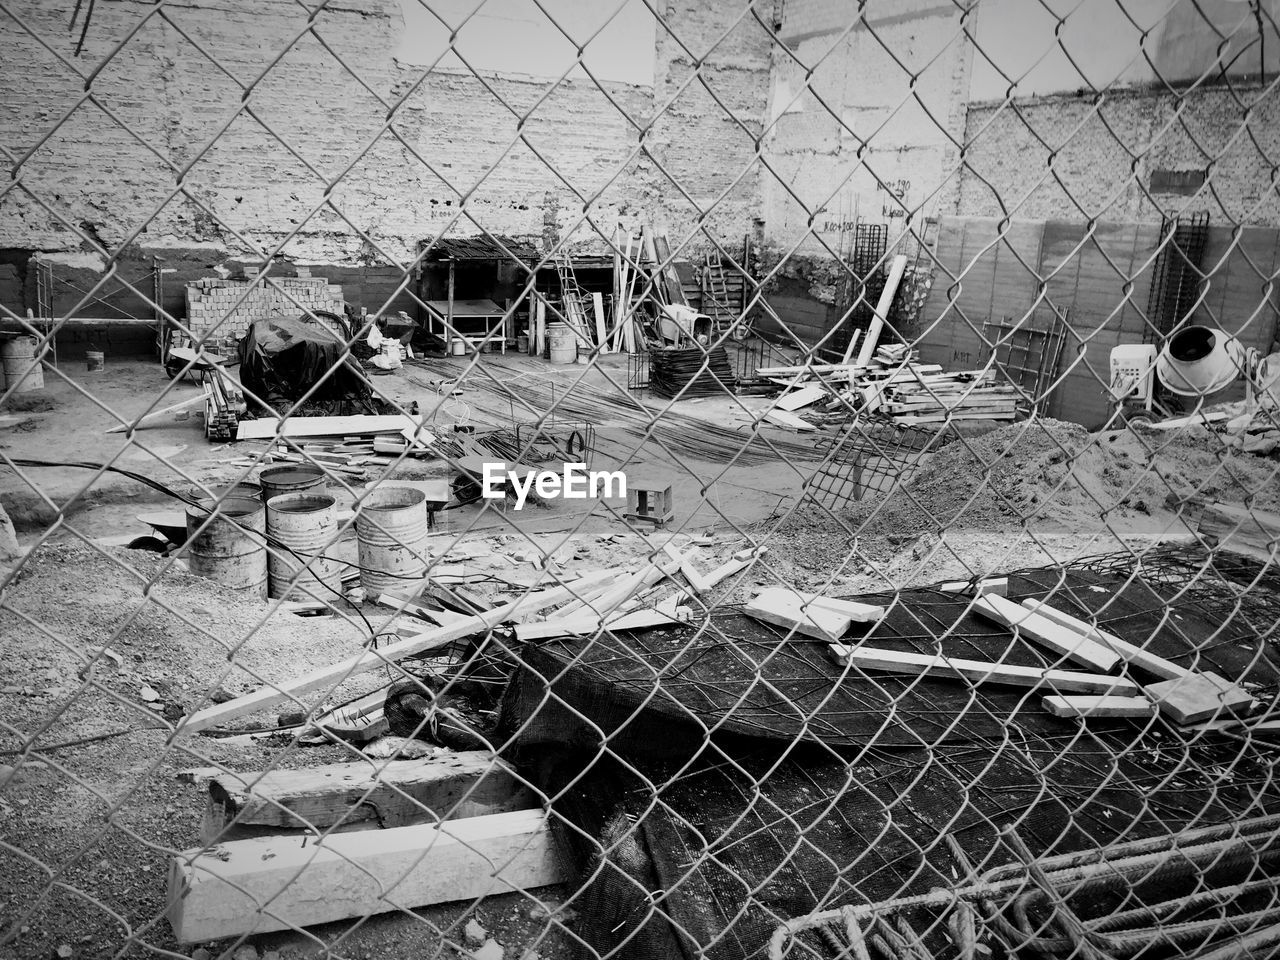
830, 644, 1141, 695
236, 414, 429, 441
179, 571, 615, 734
972, 594, 1121, 673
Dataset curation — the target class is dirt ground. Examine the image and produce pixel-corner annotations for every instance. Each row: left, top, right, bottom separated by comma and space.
3, 353, 1279, 959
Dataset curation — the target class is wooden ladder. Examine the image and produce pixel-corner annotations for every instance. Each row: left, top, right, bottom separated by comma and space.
555, 254, 592, 344
701, 252, 735, 337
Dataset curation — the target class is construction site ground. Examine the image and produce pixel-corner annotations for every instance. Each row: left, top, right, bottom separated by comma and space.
3, 354, 1278, 959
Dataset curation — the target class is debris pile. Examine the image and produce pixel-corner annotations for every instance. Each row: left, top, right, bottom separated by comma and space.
759, 343, 1019, 429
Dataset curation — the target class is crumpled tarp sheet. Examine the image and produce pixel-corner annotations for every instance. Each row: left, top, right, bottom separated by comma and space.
237, 316, 371, 410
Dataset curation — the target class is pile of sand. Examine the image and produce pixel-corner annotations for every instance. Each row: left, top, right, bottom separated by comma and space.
843, 419, 1280, 537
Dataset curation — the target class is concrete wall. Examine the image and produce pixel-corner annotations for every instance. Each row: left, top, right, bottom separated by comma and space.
0, 0, 770, 327
959, 84, 1280, 225
756, 0, 972, 344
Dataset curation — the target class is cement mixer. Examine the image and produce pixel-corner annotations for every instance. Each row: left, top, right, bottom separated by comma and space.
1110, 325, 1280, 423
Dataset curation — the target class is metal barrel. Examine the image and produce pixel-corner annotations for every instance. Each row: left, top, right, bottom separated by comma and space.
546, 322, 576, 364
258, 464, 326, 503
1, 336, 45, 393
355, 486, 429, 596
183, 497, 268, 599
188, 480, 263, 504
265, 493, 342, 601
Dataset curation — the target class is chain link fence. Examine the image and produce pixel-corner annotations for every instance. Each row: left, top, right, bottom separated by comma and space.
2, 1, 1280, 958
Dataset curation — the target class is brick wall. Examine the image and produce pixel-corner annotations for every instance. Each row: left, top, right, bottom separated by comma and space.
0, 0, 770, 317
959, 84, 1280, 225
185, 277, 345, 341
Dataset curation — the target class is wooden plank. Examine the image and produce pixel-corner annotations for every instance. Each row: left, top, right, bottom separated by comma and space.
236, 415, 428, 442
1020, 599, 1191, 680
557, 557, 679, 620
1144, 672, 1255, 725
201, 752, 532, 844
774, 384, 828, 411
514, 618, 600, 641
760, 409, 817, 432
854, 254, 908, 367
663, 543, 710, 594
702, 549, 765, 589
179, 571, 617, 734
791, 591, 885, 623
106, 392, 209, 434
591, 292, 608, 352
829, 644, 1141, 695
168, 809, 565, 943
1042, 695, 1157, 719
376, 594, 472, 627
755, 363, 864, 377
606, 607, 679, 630
972, 595, 1121, 672
745, 587, 852, 641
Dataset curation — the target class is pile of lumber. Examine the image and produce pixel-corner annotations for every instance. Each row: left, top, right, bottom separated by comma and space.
205, 373, 243, 441
178, 544, 772, 736
260, 438, 384, 480
759, 345, 1019, 425
167, 752, 557, 942
828, 584, 1257, 726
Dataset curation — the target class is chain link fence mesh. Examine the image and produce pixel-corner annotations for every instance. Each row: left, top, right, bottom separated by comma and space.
2, 1, 1280, 958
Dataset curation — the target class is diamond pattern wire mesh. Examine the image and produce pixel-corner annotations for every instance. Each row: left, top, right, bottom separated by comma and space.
1, 2, 1280, 959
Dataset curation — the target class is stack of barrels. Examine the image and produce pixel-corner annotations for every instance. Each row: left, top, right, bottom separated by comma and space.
182, 465, 433, 603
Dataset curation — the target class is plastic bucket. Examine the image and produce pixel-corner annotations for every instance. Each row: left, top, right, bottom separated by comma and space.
266, 493, 342, 601
259, 464, 326, 503
86, 350, 105, 372
355, 486, 429, 596
547, 322, 575, 364
184, 497, 268, 599
1, 336, 45, 392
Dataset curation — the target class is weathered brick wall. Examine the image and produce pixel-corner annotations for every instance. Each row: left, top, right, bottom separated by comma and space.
959, 84, 1280, 225
0, 0, 770, 315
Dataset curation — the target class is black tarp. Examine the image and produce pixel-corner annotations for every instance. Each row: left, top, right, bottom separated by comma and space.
237, 315, 374, 414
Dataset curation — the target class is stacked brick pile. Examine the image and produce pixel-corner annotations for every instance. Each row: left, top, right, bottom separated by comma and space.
185, 277, 344, 340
